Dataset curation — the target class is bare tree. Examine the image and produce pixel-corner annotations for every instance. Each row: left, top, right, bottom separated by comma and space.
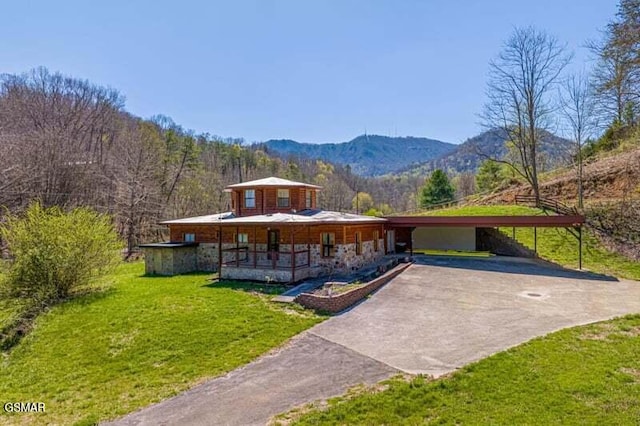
482, 27, 571, 204
559, 72, 598, 209
454, 172, 476, 198
588, 38, 637, 124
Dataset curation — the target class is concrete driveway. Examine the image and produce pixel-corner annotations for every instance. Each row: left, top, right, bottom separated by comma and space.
312, 256, 640, 376
109, 257, 640, 425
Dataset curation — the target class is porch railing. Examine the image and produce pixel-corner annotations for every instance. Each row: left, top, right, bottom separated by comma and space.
221, 246, 311, 270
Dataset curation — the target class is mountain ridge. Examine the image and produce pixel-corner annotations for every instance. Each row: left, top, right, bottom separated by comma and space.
258, 134, 456, 176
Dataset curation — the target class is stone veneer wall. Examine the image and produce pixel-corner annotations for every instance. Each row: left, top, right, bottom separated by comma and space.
476, 228, 537, 258
197, 243, 218, 271
144, 238, 385, 279
220, 266, 311, 282
142, 246, 197, 275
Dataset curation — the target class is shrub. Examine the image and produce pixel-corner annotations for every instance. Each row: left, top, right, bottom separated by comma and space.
0, 203, 122, 306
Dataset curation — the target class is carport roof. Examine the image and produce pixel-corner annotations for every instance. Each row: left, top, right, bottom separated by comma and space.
385, 215, 584, 228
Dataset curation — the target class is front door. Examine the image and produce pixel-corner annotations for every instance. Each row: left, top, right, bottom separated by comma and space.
267, 230, 280, 261
386, 230, 395, 254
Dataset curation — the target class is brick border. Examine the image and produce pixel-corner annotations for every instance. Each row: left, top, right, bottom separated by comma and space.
294, 261, 413, 313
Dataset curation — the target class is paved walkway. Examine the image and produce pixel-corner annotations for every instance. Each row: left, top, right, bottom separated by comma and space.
108, 257, 640, 425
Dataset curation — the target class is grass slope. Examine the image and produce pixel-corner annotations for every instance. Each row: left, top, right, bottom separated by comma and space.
289, 315, 640, 425
419, 204, 544, 216
421, 204, 640, 280
0, 262, 321, 425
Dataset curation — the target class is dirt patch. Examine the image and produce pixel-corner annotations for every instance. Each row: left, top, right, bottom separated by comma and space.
620, 367, 640, 382
579, 322, 640, 341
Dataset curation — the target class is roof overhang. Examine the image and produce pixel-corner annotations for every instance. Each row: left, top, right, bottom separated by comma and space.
385, 215, 585, 228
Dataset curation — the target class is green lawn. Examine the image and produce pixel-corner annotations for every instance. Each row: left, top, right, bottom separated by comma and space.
0, 262, 322, 425
287, 315, 640, 425
505, 226, 640, 281
419, 204, 544, 216
418, 204, 640, 281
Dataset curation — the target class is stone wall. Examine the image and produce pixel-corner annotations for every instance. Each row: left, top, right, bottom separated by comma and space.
144, 237, 385, 279
220, 266, 311, 282
197, 243, 218, 272
476, 227, 537, 257
142, 246, 197, 275
295, 261, 412, 313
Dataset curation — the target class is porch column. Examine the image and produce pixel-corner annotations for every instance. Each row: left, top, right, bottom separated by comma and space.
236, 226, 240, 267
217, 225, 222, 274
253, 225, 257, 268
307, 226, 311, 267
291, 226, 296, 283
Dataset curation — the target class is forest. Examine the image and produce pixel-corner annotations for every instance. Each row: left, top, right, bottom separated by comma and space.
0, 0, 638, 253
0, 69, 429, 252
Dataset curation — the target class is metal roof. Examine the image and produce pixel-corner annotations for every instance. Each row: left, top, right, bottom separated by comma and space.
160, 212, 235, 225
385, 215, 585, 228
160, 209, 385, 226
214, 209, 385, 225
224, 176, 322, 191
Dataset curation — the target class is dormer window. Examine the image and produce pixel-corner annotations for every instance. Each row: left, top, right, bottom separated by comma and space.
306, 189, 312, 209
245, 189, 255, 208
277, 189, 290, 207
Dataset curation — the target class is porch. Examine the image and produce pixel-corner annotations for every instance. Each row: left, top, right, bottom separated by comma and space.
220, 245, 314, 283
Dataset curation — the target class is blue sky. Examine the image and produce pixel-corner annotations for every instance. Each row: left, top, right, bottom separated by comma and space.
1, 1, 616, 144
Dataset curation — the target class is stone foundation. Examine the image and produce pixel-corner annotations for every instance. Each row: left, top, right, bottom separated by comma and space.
220, 266, 312, 283
143, 238, 385, 280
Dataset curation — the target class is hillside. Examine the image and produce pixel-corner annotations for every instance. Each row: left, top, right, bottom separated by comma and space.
399, 129, 573, 175
480, 145, 640, 205
474, 141, 640, 261
259, 135, 455, 176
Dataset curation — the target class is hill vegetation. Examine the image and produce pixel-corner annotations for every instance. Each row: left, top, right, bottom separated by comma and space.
260, 135, 455, 176
399, 129, 573, 176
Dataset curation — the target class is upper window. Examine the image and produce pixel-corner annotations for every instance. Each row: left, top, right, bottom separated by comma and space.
244, 189, 256, 208
184, 233, 195, 242
277, 189, 290, 207
305, 189, 312, 209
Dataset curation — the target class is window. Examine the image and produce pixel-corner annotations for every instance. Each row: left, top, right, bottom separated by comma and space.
305, 189, 312, 209
277, 189, 290, 207
373, 230, 379, 252
321, 233, 335, 257
355, 232, 362, 255
184, 233, 195, 242
244, 189, 255, 208
237, 233, 248, 244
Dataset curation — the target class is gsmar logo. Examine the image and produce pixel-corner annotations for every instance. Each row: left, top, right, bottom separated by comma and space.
3, 402, 46, 413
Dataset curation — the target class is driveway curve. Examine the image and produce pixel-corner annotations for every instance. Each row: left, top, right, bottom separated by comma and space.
108, 256, 640, 425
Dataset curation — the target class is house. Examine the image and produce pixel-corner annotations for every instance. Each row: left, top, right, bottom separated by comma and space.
141, 177, 387, 282
141, 176, 587, 282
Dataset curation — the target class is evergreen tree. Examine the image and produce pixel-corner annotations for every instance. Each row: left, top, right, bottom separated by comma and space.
419, 169, 454, 208
476, 159, 503, 193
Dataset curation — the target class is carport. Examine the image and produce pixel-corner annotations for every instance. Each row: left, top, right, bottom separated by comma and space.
385, 214, 586, 268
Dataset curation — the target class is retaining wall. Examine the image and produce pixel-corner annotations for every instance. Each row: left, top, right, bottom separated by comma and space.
295, 261, 413, 313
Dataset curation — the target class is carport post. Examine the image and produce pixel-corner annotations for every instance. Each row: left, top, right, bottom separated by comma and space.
512, 227, 515, 239
578, 226, 582, 270
410, 227, 414, 257
534, 227, 537, 253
